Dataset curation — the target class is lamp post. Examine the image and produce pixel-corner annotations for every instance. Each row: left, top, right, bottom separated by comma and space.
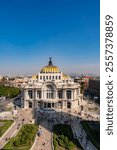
85, 135, 89, 150
61, 101, 62, 123
69, 110, 71, 127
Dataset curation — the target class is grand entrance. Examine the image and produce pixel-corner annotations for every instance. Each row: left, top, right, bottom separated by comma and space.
67, 102, 71, 109
48, 103, 51, 108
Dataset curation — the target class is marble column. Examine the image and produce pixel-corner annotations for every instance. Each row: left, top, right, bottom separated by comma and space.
78, 88, 80, 95
44, 90, 46, 99
74, 89, 77, 99
72, 89, 75, 99
24, 89, 28, 100
34, 89, 36, 100
55, 90, 58, 99
33, 89, 37, 108
24, 100, 28, 109
71, 90, 74, 99
63, 90, 66, 99
42, 90, 44, 99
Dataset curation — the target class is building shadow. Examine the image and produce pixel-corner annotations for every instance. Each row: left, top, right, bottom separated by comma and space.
31, 108, 100, 150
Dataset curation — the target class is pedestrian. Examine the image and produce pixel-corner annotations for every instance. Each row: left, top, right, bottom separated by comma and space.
5, 137, 8, 141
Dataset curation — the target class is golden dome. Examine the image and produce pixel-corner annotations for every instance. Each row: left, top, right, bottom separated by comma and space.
62, 73, 70, 79
41, 66, 60, 73
32, 75, 38, 79
40, 57, 60, 73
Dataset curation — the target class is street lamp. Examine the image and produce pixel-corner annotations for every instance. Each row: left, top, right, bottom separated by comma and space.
61, 101, 62, 123
69, 110, 72, 127
85, 135, 89, 149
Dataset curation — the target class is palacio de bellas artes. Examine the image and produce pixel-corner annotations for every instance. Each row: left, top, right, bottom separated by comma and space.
21, 58, 99, 125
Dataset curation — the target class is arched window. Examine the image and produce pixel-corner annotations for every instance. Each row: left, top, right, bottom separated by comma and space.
40, 76, 42, 80
28, 90, 33, 99
46, 85, 54, 99
67, 90, 71, 99
49, 76, 51, 80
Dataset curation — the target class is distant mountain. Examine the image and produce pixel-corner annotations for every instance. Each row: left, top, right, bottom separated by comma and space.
67, 73, 100, 77
67, 73, 79, 77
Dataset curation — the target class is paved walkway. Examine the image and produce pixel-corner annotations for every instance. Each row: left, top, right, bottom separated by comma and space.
0, 117, 22, 148
0, 109, 33, 149
34, 99, 99, 150
32, 121, 52, 150
0, 99, 99, 150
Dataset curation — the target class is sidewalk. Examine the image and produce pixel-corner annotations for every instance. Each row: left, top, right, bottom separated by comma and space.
32, 121, 52, 150
0, 109, 33, 149
0, 121, 20, 149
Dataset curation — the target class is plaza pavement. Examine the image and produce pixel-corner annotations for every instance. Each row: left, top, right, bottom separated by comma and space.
32, 98, 99, 150
0, 98, 99, 150
32, 122, 52, 150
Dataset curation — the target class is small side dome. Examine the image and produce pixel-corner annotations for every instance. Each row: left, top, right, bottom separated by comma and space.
62, 73, 70, 80
32, 75, 38, 80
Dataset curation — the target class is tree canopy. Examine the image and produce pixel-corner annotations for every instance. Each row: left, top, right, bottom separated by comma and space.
0, 86, 20, 98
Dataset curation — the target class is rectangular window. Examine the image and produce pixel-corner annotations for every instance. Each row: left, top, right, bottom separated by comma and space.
52, 103, 54, 107
56, 76, 57, 80
37, 91, 41, 99
58, 90, 63, 99
47, 93, 49, 99
40, 76, 42, 80
67, 92, 71, 99
59, 76, 61, 80
44, 103, 46, 108
43, 76, 45, 80
28, 90, 33, 99
52, 76, 54, 80
51, 93, 53, 99
46, 76, 48, 80
49, 76, 51, 80
38, 102, 40, 106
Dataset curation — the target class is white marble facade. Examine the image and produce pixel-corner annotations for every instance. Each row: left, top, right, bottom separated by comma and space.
22, 58, 83, 110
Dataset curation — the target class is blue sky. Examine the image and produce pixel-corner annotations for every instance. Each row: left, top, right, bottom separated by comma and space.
0, 0, 100, 76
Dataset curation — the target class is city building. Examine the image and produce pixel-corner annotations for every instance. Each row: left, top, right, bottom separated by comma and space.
12, 76, 29, 87
74, 76, 92, 94
88, 78, 100, 98
1, 76, 30, 87
0, 75, 3, 81
22, 58, 83, 110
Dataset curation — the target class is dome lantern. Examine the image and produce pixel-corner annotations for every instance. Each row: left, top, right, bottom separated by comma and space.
48, 57, 53, 66
40, 58, 60, 73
